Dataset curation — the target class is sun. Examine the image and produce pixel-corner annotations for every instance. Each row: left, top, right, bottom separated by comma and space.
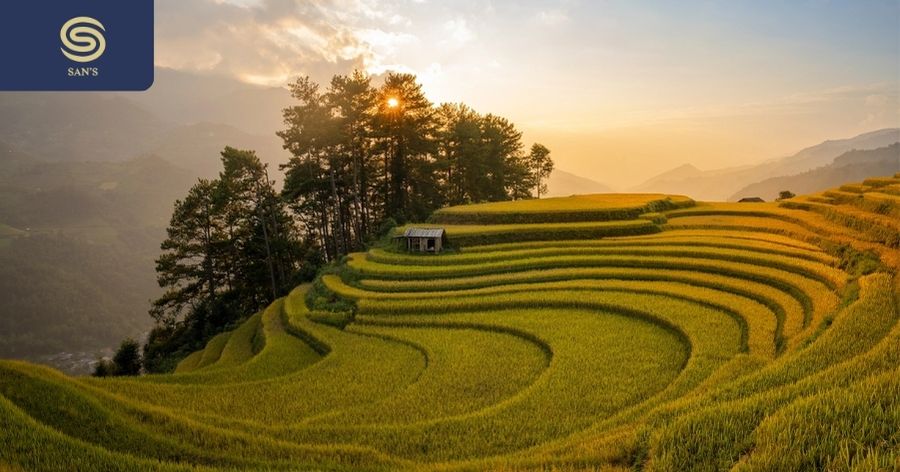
386, 97, 400, 108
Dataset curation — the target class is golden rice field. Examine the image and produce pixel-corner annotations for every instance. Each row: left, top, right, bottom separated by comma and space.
1, 177, 899, 471
430, 194, 694, 224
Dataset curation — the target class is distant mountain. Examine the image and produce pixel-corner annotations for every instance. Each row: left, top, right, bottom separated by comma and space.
0, 152, 196, 231
0, 94, 168, 163
630, 163, 757, 201
149, 122, 290, 180
631, 128, 900, 200
730, 143, 900, 201
0, 150, 200, 365
770, 129, 900, 176
545, 169, 613, 197
0, 68, 286, 371
0, 87, 292, 178
120, 68, 293, 136
631, 164, 704, 192
0, 70, 298, 369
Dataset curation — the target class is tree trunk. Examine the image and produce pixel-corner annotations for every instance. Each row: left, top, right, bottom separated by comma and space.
329, 164, 345, 256
255, 179, 278, 302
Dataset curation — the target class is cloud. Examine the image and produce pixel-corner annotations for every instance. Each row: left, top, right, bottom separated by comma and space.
442, 18, 475, 48
154, 0, 418, 86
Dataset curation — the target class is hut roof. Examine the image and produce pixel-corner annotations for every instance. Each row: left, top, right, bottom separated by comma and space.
738, 197, 765, 203
402, 227, 445, 238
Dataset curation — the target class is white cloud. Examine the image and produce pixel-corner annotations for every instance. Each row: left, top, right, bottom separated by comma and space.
155, 0, 420, 85
442, 18, 475, 47
356, 28, 418, 54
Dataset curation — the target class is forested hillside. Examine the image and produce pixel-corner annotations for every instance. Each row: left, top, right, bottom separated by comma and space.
0, 73, 291, 368
0, 236, 155, 359
0, 148, 196, 366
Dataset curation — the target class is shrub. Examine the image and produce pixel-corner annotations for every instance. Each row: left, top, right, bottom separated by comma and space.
111, 338, 142, 376
91, 359, 113, 378
776, 190, 795, 201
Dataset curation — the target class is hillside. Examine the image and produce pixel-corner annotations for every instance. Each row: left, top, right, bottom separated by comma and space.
148, 122, 287, 181
0, 149, 198, 367
632, 128, 900, 200
0, 94, 167, 163
0, 236, 157, 361
1, 177, 898, 470
121, 67, 292, 137
730, 143, 900, 201
0, 70, 293, 368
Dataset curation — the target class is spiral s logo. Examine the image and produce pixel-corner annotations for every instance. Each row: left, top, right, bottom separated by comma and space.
60, 17, 106, 63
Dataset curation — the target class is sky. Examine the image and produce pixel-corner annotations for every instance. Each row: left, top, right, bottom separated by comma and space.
155, 0, 900, 188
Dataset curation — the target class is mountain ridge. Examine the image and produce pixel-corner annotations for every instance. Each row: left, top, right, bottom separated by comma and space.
545, 169, 613, 197
631, 128, 900, 200
730, 143, 900, 201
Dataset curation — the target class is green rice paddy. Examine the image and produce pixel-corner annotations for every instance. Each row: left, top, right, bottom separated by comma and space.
1, 183, 898, 471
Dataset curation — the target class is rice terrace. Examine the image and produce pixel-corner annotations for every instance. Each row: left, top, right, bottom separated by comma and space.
2, 177, 899, 471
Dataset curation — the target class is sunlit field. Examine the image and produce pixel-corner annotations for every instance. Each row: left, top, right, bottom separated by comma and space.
1, 178, 899, 471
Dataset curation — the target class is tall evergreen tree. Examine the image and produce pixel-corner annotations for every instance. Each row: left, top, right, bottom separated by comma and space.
219, 147, 299, 306
329, 71, 379, 248
377, 73, 440, 221
280, 77, 347, 260
150, 179, 226, 327
145, 147, 307, 373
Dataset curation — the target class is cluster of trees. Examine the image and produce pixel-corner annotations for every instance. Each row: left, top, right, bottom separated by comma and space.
279, 71, 552, 260
131, 71, 552, 374
93, 338, 142, 377
140, 148, 318, 373
777, 190, 796, 201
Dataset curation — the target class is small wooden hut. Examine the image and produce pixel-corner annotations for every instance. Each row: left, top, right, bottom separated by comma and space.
394, 228, 446, 253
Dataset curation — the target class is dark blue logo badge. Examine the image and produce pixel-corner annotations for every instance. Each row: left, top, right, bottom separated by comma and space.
0, 0, 154, 91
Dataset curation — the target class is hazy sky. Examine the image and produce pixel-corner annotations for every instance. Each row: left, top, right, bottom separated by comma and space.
155, 0, 900, 188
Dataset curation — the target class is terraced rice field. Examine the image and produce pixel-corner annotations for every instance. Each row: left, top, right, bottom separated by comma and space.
783, 175, 900, 251
1, 185, 899, 471
430, 194, 694, 224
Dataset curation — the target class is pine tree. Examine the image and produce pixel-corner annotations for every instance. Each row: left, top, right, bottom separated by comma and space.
145, 148, 307, 373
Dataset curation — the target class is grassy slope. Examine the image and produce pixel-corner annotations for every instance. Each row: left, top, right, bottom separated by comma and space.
0, 180, 898, 470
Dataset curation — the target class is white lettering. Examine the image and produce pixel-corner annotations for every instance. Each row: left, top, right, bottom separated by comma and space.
67, 67, 100, 77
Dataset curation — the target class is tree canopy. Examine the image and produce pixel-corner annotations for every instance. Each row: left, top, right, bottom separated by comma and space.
279, 71, 553, 260
145, 147, 312, 372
